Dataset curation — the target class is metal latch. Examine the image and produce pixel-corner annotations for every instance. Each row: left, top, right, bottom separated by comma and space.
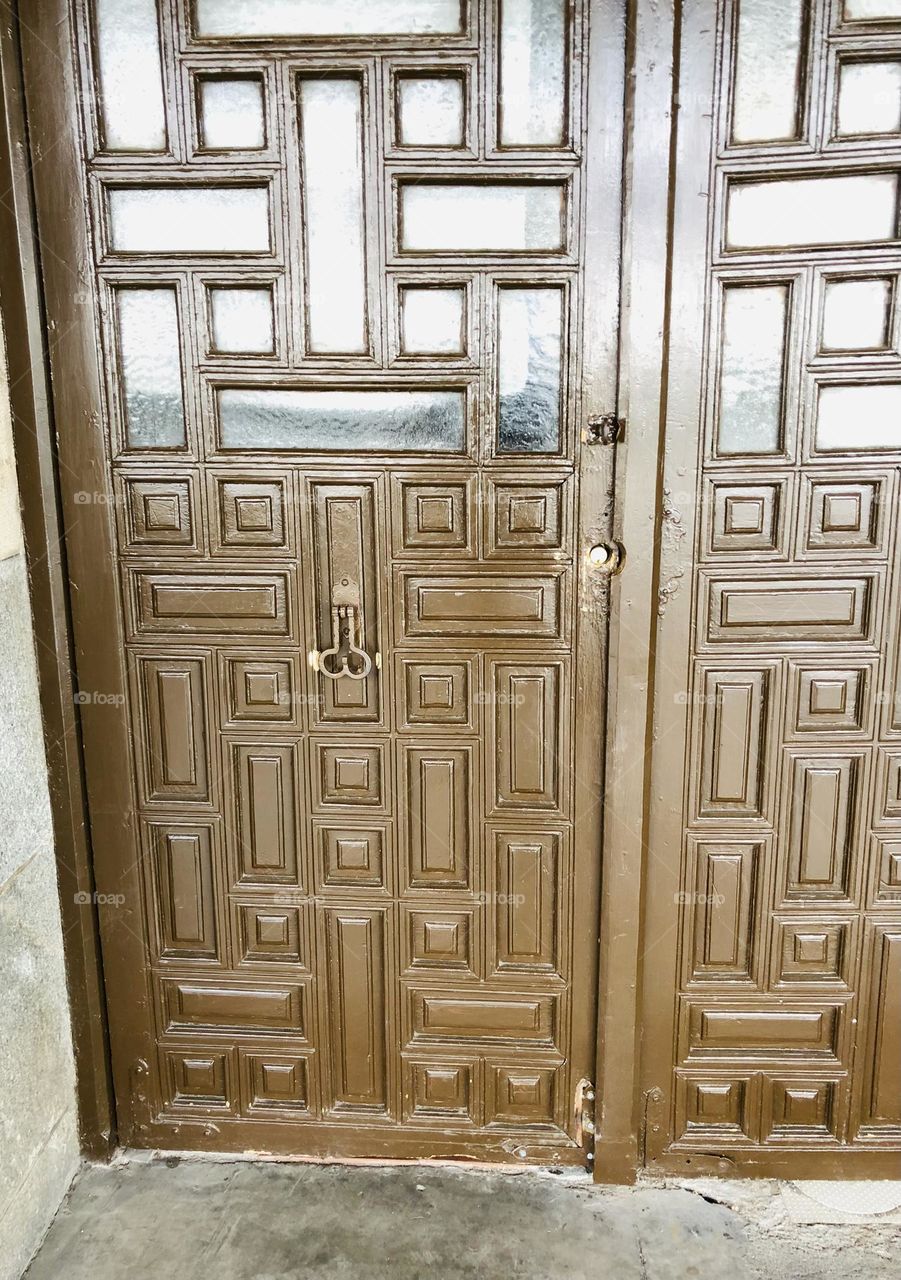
584, 413, 625, 445
574, 1077, 596, 1148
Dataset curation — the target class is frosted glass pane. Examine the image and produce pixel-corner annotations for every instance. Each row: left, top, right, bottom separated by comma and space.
837, 62, 901, 135
400, 184, 566, 252
727, 175, 899, 249
822, 279, 893, 350
498, 288, 563, 453
209, 288, 274, 354
218, 389, 465, 451
94, 0, 166, 150
717, 285, 787, 456
816, 384, 901, 451
108, 187, 271, 253
198, 77, 266, 149
499, 0, 567, 146
195, 0, 462, 35
400, 288, 465, 354
116, 289, 185, 448
844, 0, 901, 17
299, 79, 367, 354
732, 0, 804, 143
397, 77, 464, 147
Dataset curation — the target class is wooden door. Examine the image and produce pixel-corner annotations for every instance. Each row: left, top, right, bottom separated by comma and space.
21, 0, 623, 1162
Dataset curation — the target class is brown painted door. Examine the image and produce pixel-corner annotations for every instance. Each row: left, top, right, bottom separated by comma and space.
22, 0, 623, 1161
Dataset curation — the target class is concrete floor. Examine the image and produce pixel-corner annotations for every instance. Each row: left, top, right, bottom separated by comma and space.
24, 1159, 901, 1280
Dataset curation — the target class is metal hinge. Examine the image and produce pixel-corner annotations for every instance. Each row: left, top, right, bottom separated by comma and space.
574, 1077, 596, 1150
584, 413, 625, 445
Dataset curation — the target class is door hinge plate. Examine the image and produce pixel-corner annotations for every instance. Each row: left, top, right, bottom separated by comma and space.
584, 414, 624, 445
574, 1077, 596, 1149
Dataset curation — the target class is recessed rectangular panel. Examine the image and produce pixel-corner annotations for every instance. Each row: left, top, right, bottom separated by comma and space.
133, 572, 289, 635
494, 830, 559, 973
399, 183, 566, 252
837, 61, 901, 135
403, 573, 563, 639
410, 990, 556, 1046
150, 822, 219, 960
815, 385, 901, 453
322, 908, 388, 1112
697, 668, 771, 820
404, 745, 471, 889
689, 841, 762, 981
299, 78, 367, 353
194, 0, 463, 36
705, 575, 874, 643
726, 175, 899, 250
232, 742, 299, 885
861, 928, 901, 1127
731, 0, 805, 143
685, 1004, 841, 1059
162, 980, 305, 1034
785, 755, 860, 900
498, 0, 567, 147
108, 186, 271, 254
491, 662, 563, 812
115, 289, 185, 449
138, 657, 209, 803
717, 285, 788, 455
498, 288, 563, 453
94, 0, 167, 151
218, 388, 465, 451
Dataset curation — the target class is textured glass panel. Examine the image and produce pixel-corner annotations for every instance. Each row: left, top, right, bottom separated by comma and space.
717, 286, 788, 456
727, 175, 899, 250
198, 76, 266, 149
400, 288, 465, 354
822, 279, 893, 350
195, 0, 462, 35
816, 384, 901, 451
208, 288, 274, 354
397, 77, 465, 147
498, 288, 563, 453
108, 187, 271, 253
732, 0, 804, 143
844, 0, 901, 17
94, 0, 167, 150
299, 79, 367, 354
400, 184, 566, 252
838, 62, 901, 135
499, 0, 567, 146
218, 389, 465, 451
116, 289, 185, 448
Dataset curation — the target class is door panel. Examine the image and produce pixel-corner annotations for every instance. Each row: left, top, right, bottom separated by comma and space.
22, 0, 622, 1161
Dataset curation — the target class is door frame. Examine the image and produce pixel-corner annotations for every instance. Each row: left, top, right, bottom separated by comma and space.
0, 0, 680, 1180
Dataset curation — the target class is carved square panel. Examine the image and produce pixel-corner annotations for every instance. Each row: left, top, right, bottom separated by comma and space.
240, 1052, 315, 1118
675, 1073, 757, 1144
771, 918, 854, 988
761, 1078, 840, 1142
314, 821, 388, 893
221, 653, 298, 727
313, 741, 386, 810
487, 476, 568, 555
233, 901, 307, 967
403, 1057, 478, 1125
403, 906, 479, 978
394, 476, 474, 555
398, 655, 475, 731
120, 474, 201, 554
703, 478, 788, 558
163, 1048, 233, 1112
486, 1063, 558, 1127
787, 660, 874, 739
801, 475, 888, 557
209, 474, 292, 554
869, 836, 901, 907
